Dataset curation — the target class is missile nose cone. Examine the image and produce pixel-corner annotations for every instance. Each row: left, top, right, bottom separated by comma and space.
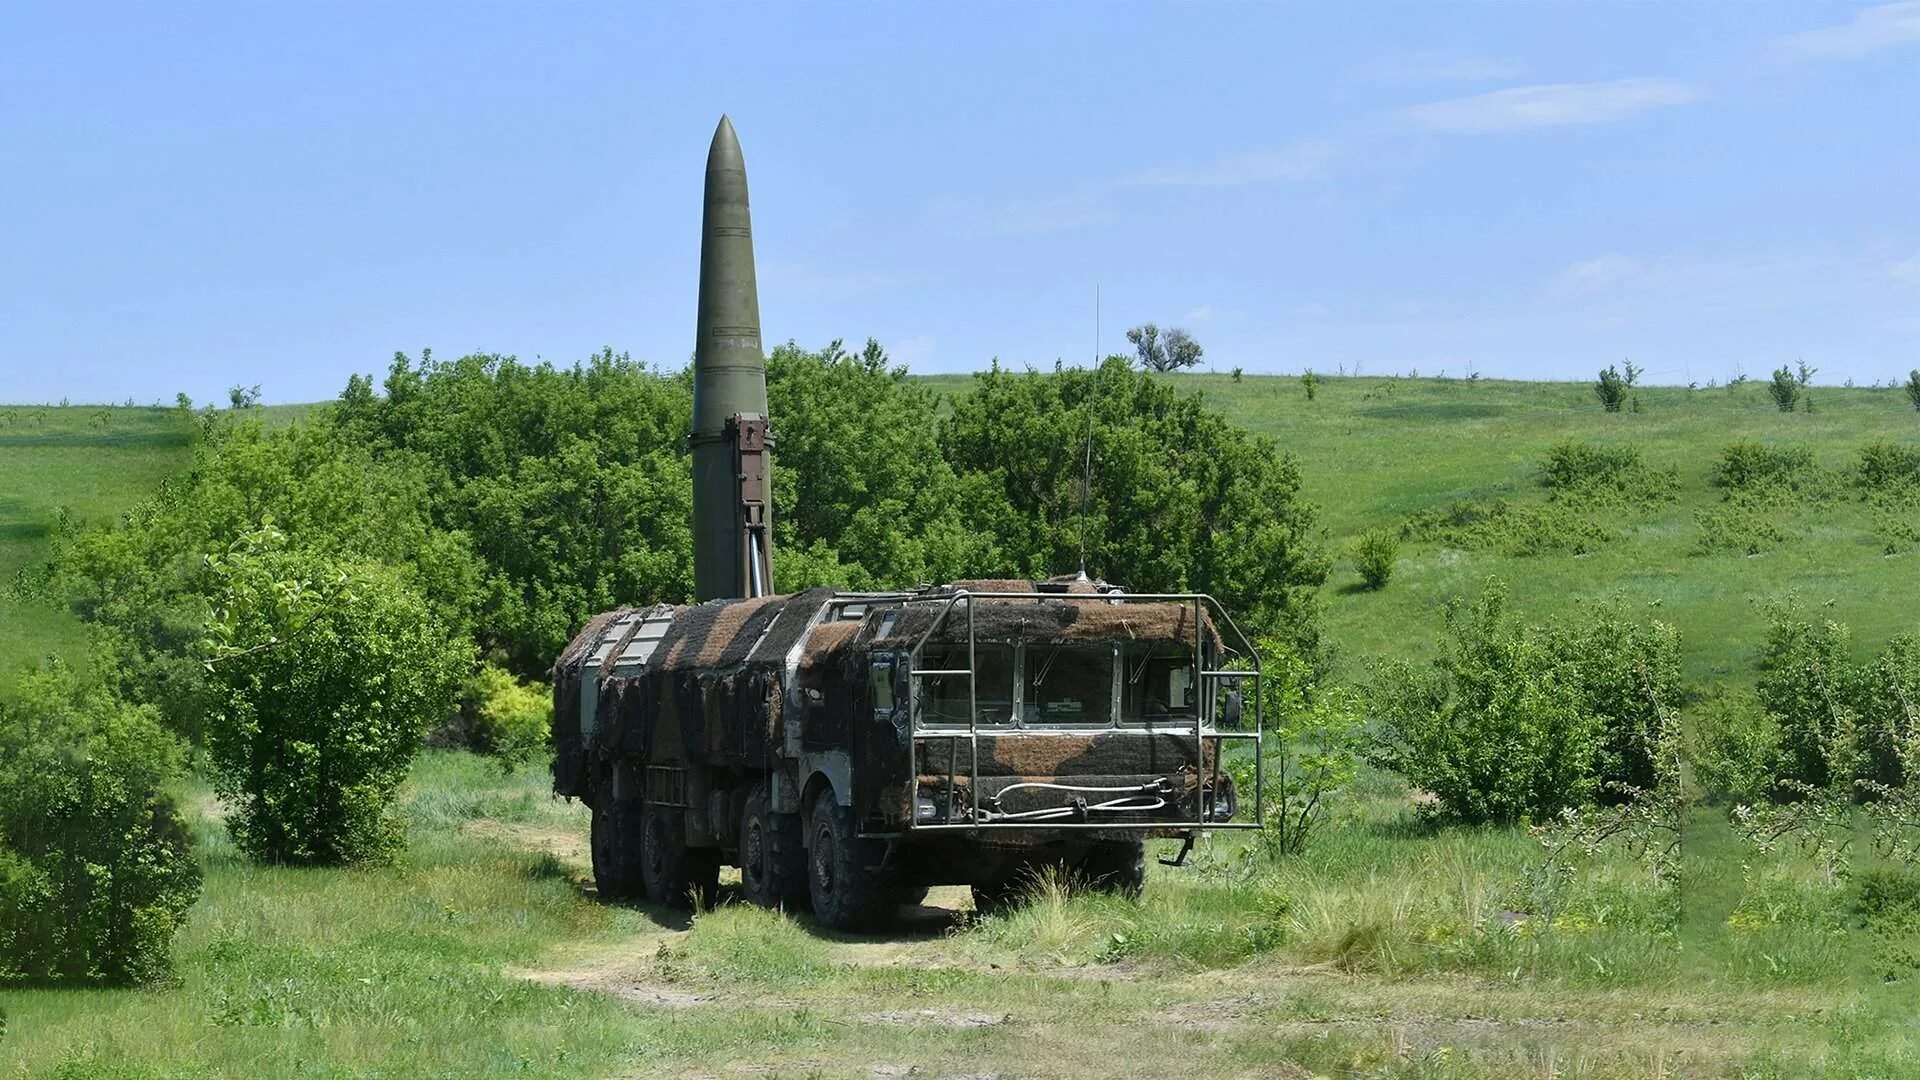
708, 115, 743, 169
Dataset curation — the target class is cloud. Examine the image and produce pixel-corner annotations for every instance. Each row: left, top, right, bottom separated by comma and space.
1182, 305, 1213, 324
1129, 139, 1336, 187
1404, 78, 1698, 133
1892, 254, 1920, 284
1778, 2, 1920, 58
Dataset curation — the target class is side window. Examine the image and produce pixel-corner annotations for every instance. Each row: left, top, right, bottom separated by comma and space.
869, 657, 895, 714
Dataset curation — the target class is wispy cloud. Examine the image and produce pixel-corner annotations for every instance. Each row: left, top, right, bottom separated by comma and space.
1182, 305, 1214, 324
1892, 254, 1920, 284
1778, 2, 1920, 58
1404, 78, 1698, 133
1128, 138, 1336, 187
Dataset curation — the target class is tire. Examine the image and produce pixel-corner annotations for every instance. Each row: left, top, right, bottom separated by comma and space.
590, 795, 646, 901
806, 795, 900, 932
639, 803, 719, 910
1078, 840, 1147, 899
739, 783, 808, 911
968, 878, 1022, 916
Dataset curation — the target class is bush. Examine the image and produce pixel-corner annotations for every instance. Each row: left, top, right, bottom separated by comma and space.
1352, 530, 1398, 590
201, 529, 471, 865
1688, 685, 1778, 804
1710, 441, 1822, 499
1755, 607, 1859, 794
1229, 638, 1366, 856
1541, 441, 1678, 506
0, 666, 200, 986
1594, 365, 1629, 412
1907, 370, 1920, 412
1857, 441, 1920, 494
1370, 581, 1678, 824
1401, 498, 1616, 557
464, 662, 551, 766
1768, 366, 1801, 412
1692, 500, 1789, 556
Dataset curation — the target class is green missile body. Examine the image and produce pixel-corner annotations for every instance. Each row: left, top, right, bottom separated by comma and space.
690, 115, 773, 601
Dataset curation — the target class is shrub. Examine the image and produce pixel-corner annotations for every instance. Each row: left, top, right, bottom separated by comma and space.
201, 528, 471, 865
1352, 530, 1398, 590
1228, 638, 1366, 856
1594, 365, 1629, 412
1546, 605, 1682, 798
0, 666, 200, 986
1709, 441, 1822, 498
1688, 685, 1778, 804
1857, 441, 1920, 494
1692, 501, 1789, 556
1768, 366, 1801, 412
1755, 607, 1859, 794
1541, 441, 1679, 506
1302, 370, 1320, 401
1370, 581, 1672, 824
464, 662, 551, 766
1401, 498, 1616, 557
1907, 370, 1920, 412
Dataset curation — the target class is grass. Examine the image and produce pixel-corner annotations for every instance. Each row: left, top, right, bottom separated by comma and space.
0, 405, 194, 692
924, 372, 1920, 683
7, 753, 1915, 1076
7, 376, 1920, 1074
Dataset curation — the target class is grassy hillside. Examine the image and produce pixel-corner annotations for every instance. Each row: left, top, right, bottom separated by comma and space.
927, 372, 1920, 682
0, 405, 195, 689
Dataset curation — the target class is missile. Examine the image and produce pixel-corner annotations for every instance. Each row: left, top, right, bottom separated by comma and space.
690, 115, 773, 601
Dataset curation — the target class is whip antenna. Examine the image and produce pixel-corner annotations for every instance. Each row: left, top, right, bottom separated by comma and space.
1076, 285, 1099, 580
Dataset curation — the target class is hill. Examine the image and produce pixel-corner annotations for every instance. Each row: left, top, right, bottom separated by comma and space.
926, 371, 1920, 683
6, 378, 1917, 692
0, 405, 194, 689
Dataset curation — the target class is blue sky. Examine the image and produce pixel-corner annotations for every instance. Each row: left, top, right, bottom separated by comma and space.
2, 2, 1915, 404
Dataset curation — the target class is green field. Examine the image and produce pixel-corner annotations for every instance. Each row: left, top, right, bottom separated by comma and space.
5, 377, 1920, 1076
0, 406, 194, 690
5, 753, 1909, 1078
925, 372, 1920, 683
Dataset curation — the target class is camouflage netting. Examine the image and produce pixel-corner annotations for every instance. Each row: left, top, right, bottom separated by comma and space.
875, 590, 1220, 652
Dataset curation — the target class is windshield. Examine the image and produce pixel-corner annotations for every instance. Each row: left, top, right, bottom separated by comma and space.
916, 644, 1014, 725
1023, 643, 1113, 726
1123, 643, 1196, 723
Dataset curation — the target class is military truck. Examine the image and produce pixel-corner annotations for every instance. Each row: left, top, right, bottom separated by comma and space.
553, 579, 1263, 928
548, 117, 1265, 930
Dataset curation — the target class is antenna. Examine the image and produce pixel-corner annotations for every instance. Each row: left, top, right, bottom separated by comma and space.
1076, 286, 1099, 581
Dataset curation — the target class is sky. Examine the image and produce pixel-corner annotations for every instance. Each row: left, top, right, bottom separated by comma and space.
1, 2, 1916, 405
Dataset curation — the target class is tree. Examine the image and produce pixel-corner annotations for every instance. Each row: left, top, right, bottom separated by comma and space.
1905, 369, 1920, 412
1594, 365, 1628, 412
201, 529, 471, 865
1126, 323, 1204, 373
0, 667, 200, 986
1768, 366, 1801, 412
766, 339, 1002, 590
941, 356, 1329, 656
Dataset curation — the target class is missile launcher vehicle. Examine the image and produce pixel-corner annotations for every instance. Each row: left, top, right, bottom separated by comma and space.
550, 117, 1266, 930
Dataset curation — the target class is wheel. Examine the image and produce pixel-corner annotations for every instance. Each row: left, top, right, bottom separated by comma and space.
1077, 839, 1147, 899
639, 803, 719, 909
900, 885, 931, 907
590, 795, 646, 901
739, 783, 808, 911
806, 795, 900, 932
968, 878, 1022, 916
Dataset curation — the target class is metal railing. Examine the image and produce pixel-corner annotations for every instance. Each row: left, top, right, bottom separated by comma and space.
899, 589, 1263, 833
